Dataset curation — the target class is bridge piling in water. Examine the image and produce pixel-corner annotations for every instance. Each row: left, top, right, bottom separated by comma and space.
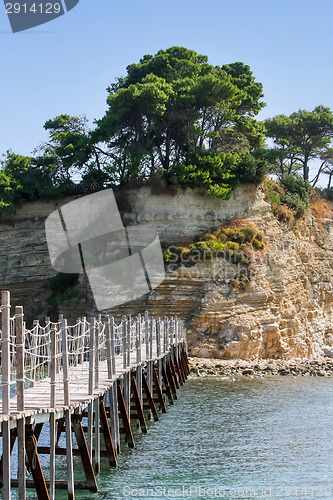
0, 291, 189, 499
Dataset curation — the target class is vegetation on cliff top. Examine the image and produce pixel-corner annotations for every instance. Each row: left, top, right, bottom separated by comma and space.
2, 47, 333, 215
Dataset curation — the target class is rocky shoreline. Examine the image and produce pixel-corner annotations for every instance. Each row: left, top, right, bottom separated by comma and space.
189, 356, 333, 378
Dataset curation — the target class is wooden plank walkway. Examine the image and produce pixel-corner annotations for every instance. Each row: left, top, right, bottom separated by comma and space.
0, 291, 190, 500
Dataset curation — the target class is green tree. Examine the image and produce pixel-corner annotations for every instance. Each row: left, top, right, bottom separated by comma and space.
265, 106, 333, 181
37, 114, 102, 184
0, 152, 56, 213
93, 47, 266, 185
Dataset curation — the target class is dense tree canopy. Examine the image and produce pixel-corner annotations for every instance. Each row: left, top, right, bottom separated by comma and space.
4, 45, 333, 215
92, 46, 266, 188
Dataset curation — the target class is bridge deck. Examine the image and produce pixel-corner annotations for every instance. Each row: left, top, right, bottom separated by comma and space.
0, 347, 161, 425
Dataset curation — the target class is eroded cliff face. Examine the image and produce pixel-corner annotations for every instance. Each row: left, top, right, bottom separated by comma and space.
187, 203, 333, 360
1, 185, 333, 360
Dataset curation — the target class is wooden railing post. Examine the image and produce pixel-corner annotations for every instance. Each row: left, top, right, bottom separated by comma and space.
145, 311, 149, 362
88, 319, 94, 396
16, 305, 25, 500
105, 315, 112, 379
49, 322, 57, 500
15, 306, 24, 413
127, 315, 131, 368
45, 317, 51, 377
136, 315, 142, 402
164, 316, 168, 353
170, 317, 175, 346
94, 318, 99, 390
122, 315, 127, 370
149, 318, 153, 361
30, 319, 39, 387
110, 317, 116, 376
136, 314, 141, 365
156, 318, 161, 358
2, 291, 11, 500
61, 317, 74, 499
61, 318, 70, 407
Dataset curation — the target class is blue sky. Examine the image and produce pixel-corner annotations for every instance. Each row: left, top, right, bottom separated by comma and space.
1, 0, 333, 165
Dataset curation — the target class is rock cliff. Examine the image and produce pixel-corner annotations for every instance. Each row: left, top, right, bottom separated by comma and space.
1, 184, 333, 360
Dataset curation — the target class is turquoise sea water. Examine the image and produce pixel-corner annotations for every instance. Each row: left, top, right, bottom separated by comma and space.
13, 376, 333, 500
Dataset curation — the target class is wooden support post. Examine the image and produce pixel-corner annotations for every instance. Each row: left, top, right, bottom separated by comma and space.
72, 415, 98, 492
162, 363, 174, 405
49, 322, 57, 500
49, 413, 56, 500
107, 390, 115, 453
87, 402, 93, 459
87, 317, 94, 460
181, 349, 189, 378
184, 349, 190, 375
142, 371, 159, 421
34, 423, 44, 442
174, 351, 185, 385
117, 382, 135, 448
170, 357, 180, 390
94, 398, 100, 473
61, 317, 75, 500
15, 305, 26, 500
0, 429, 17, 482
123, 372, 131, 424
147, 320, 153, 396
153, 365, 166, 413
25, 422, 50, 500
166, 357, 178, 398
131, 376, 147, 433
56, 417, 65, 445
113, 383, 120, 454
1, 290, 11, 500
64, 409, 74, 500
99, 398, 117, 467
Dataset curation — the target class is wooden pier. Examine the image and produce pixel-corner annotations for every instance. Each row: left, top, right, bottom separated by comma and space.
0, 290, 189, 499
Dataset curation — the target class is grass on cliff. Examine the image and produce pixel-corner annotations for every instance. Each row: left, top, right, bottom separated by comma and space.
162, 219, 266, 270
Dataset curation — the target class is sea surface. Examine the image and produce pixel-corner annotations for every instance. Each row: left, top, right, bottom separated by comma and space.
10, 376, 333, 500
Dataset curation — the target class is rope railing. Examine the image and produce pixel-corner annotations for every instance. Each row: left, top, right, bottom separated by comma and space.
0, 290, 187, 418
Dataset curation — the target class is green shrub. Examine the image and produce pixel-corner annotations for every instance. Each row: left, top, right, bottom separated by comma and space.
48, 272, 80, 307
238, 227, 257, 242
264, 179, 283, 208
204, 233, 217, 241
252, 239, 265, 250
280, 173, 311, 208
225, 241, 240, 252
192, 241, 213, 259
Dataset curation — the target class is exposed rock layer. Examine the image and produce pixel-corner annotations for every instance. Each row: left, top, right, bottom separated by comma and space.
1, 185, 333, 360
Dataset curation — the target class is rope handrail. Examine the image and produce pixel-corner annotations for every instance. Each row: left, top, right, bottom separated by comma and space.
0, 290, 187, 417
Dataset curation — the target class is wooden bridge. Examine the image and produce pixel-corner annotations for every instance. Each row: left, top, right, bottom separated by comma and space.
0, 290, 189, 500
